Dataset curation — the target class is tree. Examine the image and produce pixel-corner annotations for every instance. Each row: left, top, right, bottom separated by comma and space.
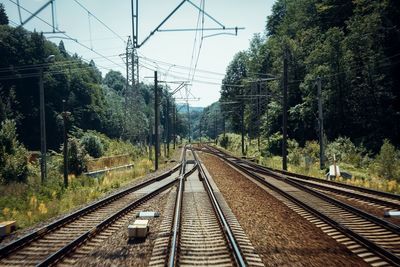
103, 70, 126, 92
0, 120, 28, 184
0, 3, 9, 25
220, 51, 248, 132
58, 40, 68, 58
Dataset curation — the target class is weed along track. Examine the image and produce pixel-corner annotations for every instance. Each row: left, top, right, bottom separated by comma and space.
0, 162, 183, 266
201, 145, 400, 266
206, 145, 400, 222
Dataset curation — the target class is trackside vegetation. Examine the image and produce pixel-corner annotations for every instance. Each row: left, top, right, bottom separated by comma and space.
217, 133, 400, 194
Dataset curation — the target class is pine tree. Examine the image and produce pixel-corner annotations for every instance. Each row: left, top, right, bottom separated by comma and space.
0, 3, 9, 25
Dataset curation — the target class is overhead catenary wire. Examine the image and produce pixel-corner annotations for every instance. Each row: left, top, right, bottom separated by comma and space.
7, 0, 125, 70
72, 0, 126, 44
190, 0, 206, 83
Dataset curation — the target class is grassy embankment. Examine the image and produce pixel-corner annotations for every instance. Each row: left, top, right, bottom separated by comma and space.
216, 133, 400, 194
0, 132, 177, 230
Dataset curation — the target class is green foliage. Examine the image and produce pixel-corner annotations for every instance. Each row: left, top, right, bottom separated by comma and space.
0, 8, 186, 151
371, 140, 400, 180
68, 138, 88, 175
0, 3, 8, 25
103, 70, 125, 92
219, 135, 229, 149
0, 120, 29, 184
326, 137, 367, 167
263, 132, 282, 156
287, 139, 302, 165
303, 141, 320, 164
213, 0, 400, 153
80, 134, 104, 158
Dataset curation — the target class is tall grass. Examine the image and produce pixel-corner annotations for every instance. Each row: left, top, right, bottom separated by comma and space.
0, 147, 176, 230
217, 133, 400, 195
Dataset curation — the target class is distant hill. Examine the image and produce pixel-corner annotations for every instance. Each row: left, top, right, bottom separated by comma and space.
176, 104, 204, 114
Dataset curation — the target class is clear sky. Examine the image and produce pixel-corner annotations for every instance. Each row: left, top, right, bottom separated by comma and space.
3, 0, 274, 107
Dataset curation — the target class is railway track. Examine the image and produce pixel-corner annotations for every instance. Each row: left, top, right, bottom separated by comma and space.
150, 146, 264, 267
201, 145, 400, 266
0, 158, 185, 266
205, 145, 400, 213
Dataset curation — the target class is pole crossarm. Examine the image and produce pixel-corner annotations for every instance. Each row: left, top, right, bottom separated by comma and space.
137, 0, 187, 48
20, 0, 53, 26
157, 27, 245, 32
174, 97, 200, 101
186, 0, 224, 28
136, 0, 244, 48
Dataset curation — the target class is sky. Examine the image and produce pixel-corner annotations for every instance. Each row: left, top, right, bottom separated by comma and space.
3, 0, 274, 107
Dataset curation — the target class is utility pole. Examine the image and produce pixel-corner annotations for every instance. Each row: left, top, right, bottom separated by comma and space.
173, 104, 176, 149
241, 89, 245, 155
39, 68, 47, 183
282, 49, 288, 171
199, 118, 202, 143
166, 96, 170, 157
223, 116, 226, 139
187, 101, 191, 143
154, 71, 159, 170
317, 77, 325, 170
214, 110, 217, 144
257, 82, 261, 151
62, 100, 70, 188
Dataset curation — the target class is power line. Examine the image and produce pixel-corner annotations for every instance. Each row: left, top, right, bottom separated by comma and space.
72, 0, 126, 44
190, 0, 206, 83
7, 0, 125, 70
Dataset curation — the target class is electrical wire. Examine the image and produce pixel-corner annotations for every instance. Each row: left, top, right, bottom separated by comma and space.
72, 0, 126, 44
190, 0, 205, 83
7, 0, 125, 70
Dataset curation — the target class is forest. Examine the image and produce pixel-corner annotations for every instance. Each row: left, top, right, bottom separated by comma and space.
212, 0, 400, 153
0, 3, 187, 151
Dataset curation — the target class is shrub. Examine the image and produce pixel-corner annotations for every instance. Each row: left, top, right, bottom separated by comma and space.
287, 139, 302, 165
0, 120, 29, 184
68, 137, 88, 175
372, 139, 399, 180
263, 132, 282, 156
80, 134, 104, 158
326, 137, 366, 167
303, 140, 319, 163
219, 135, 229, 148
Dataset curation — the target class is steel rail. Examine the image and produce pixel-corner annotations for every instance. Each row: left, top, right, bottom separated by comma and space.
37, 178, 178, 266
168, 146, 187, 267
0, 163, 181, 258
37, 162, 197, 267
207, 145, 400, 204
211, 149, 400, 266
192, 149, 246, 267
255, 168, 400, 210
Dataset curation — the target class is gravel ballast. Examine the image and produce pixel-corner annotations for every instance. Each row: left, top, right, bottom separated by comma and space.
200, 153, 369, 267
0, 148, 182, 246
72, 189, 172, 267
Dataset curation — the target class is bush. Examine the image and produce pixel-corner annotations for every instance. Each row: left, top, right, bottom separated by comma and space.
80, 134, 104, 158
372, 139, 400, 180
263, 132, 282, 156
303, 140, 319, 163
0, 120, 29, 184
219, 135, 229, 148
326, 137, 367, 167
68, 138, 88, 175
287, 139, 302, 165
